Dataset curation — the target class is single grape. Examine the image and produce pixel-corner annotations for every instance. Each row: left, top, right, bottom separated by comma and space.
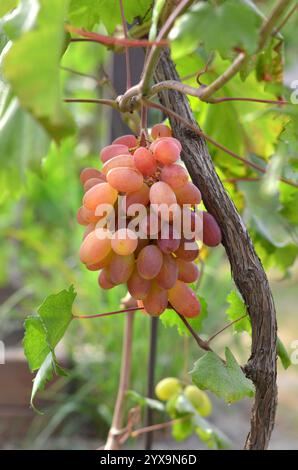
160, 164, 188, 189
168, 280, 201, 318
137, 245, 163, 279
83, 182, 118, 211
83, 177, 105, 192
133, 147, 157, 176
102, 154, 135, 175
139, 213, 161, 238
109, 253, 135, 284
111, 228, 138, 255
142, 282, 168, 316
100, 144, 130, 163
184, 385, 212, 417
86, 251, 113, 271
157, 225, 180, 254
155, 254, 178, 289
177, 259, 200, 283
152, 138, 180, 165
151, 124, 172, 140
80, 167, 104, 184
150, 136, 182, 153
127, 268, 151, 300
202, 212, 222, 247
155, 378, 181, 401
174, 182, 202, 205
121, 183, 150, 213
112, 134, 137, 148
107, 167, 143, 193
77, 206, 99, 225
150, 181, 177, 209
174, 237, 199, 261
79, 229, 112, 265
98, 269, 115, 290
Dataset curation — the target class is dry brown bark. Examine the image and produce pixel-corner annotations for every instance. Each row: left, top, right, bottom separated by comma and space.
154, 49, 278, 450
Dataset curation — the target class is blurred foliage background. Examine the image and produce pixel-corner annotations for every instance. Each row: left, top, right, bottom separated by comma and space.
0, 0, 297, 449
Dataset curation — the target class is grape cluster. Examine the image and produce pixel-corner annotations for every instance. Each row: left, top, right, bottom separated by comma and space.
77, 124, 222, 318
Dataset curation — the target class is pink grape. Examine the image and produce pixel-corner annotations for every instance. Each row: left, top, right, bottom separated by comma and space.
83, 183, 118, 211
102, 154, 135, 175
109, 253, 135, 284
160, 164, 188, 189
100, 144, 130, 163
133, 147, 157, 176
127, 268, 151, 299
80, 168, 104, 184
151, 124, 172, 140
112, 134, 137, 148
107, 167, 143, 193
79, 230, 111, 265
174, 182, 202, 205
202, 212, 222, 247
137, 245, 163, 279
152, 139, 180, 165
168, 280, 201, 318
111, 228, 138, 255
155, 254, 178, 289
143, 282, 168, 316
177, 259, 200, 283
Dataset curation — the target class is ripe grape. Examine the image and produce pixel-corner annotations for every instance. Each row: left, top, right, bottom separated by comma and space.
133, 147, 157, 176
77, 206, 99, 225
80, 167, 103, 184
86, 251, 113, 271
160, 164, 188, 189
121, 183, 150, 213
150, 136, 182, 153
155, 378, 181, 401
202, 212, 222, 247
102, 154, 135, 175
142, 282, 168, 316
109, 253, 135, 284
83, 177, 105, 192
83, 182, 118, 211
177, 259, 200, 283
100, 144, 130, 163
79, 229, 111, 265
174, 237, 199, 261
127, 268, 151, 300
152, 138, 180, 165
174, 182, 202, 205
157, 225, 180, 254
134, 237, 149, 257
98, 269, 115, 290
139, 213, 161, 238
112, 134, 137, 148
106, 167, 143, 193
155, 254, 178, 289
168, 280, 201, 318
83, 223, 96, 240
150, 181, 177, 209
137, 245, 163, 279
111, 228, 138, 255
151, 124, 172, 140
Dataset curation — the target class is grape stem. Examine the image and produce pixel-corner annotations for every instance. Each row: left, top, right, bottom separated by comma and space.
104, 311, 135, 450
207, 314, 249, 344
119, 0, 132, 90
72, 306, 144, 320
175, 311, 212, 353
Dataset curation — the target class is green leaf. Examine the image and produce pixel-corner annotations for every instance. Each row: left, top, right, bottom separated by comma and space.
172, 0, 262, 59
160, 295, 208, 336
37, 284, 76, 348
0, 0, 18, 18
23, 286, 76, 409
23, 316, 50, 371
0, 96, 50, 201
190, 348, 255, 403
68, 0, 152, 33
3, 0, 75, 140
30, 352, 67, 413
226, 290, 251, 334
277, 337, 291, 370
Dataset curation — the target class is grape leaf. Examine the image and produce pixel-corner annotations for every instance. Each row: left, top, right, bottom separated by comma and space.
68, 0, 152, 33
160, 295, 208, 336
0, 96, 50, 201
190, 348, 255, 403
23, 286, 76, 409
277, 337, 291, 370
3, 0, 75, 141
226, 290, 251, 334
172, 0, 262, 59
